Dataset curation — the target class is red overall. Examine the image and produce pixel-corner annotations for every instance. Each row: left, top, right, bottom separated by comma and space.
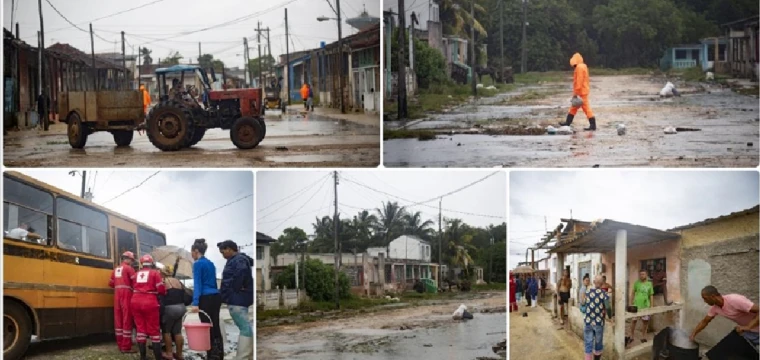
109, 261, 136, 351
130, 269, 166, 345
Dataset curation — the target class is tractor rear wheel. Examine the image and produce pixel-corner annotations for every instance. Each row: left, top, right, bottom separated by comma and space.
186, 128, 206, 147
112, 130, 134, 147
257, 118, 266, 141
146, 102, 196, 151
67, 112, 88, 149
230, 117, 263, 149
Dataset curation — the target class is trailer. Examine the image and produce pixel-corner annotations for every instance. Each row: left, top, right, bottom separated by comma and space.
58, 90, 144, 149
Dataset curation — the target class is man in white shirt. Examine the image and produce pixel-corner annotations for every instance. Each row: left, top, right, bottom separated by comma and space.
7, 223, 40, 240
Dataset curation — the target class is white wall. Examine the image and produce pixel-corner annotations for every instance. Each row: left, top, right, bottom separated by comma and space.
388, 235, 431, 262
564, 253, 603, 304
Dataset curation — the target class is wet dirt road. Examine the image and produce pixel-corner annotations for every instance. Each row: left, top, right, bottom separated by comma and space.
384, 75, 759, 167
510, 304, 585, 360
257, 292, 506, 360
4, 111, 380, 168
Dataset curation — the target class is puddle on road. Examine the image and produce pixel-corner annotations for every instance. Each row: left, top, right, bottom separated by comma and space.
266, 114, 378, 137
267, 313, 506, 360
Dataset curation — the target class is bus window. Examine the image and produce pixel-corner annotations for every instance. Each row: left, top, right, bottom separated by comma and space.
3, 176, 53, 244
56, 197, 109, 258
138, 227, 166, 257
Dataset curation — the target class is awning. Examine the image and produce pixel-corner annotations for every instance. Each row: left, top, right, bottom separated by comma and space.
548, 220, 680, 254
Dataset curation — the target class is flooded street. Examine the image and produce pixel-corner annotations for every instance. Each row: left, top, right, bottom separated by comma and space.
257, 292, 506, 360
23, 306, 252, 360
384, 75, 759, 167
4, 110, 380, 168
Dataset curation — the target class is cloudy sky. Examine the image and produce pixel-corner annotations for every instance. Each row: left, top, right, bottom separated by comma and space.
12, 170, 253, 277
257, 170, 506, 240
5, 0, 380, 68
509, 171, 760, 269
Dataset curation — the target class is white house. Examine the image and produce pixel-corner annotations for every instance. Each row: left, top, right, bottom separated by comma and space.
367, 235, 431, 262
256, 232, 274, 291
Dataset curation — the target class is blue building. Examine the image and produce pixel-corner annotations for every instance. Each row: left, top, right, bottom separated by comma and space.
660, 38, 728, 72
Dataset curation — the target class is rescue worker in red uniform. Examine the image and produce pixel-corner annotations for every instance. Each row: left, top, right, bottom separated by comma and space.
131, 254, 166, 360
109, 251, 137, 353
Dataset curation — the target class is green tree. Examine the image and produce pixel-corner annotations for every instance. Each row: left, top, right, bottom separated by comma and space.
248, 55, 277, 76
164, 51, 183, 66
140, 47, 153, 66
374, 201, 407, 255
271, 227, 307, 264
403, 211, 435, 241
273, 258, 350, 301
349, 210, 379, 252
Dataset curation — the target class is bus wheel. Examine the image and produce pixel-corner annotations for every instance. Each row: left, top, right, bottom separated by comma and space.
4, 300, 32, 360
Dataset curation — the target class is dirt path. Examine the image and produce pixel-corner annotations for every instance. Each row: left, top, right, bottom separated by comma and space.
4, 112, 380, 168
384, 75, 759, 167
510, 303, 585, 360
257, 292, 506, 359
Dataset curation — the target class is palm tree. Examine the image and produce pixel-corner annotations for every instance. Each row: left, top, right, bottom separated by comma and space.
375, 201, 407, 256
140, 47, 153, 65
451, 234, 476, 278
351, 210, 378, 252
439, 0, 488, 38
403, 211, 435, 241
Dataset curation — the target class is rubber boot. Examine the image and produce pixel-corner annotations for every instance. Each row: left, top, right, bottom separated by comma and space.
236, 335, 254, 360
584, 117, 597, 131
151, 342, 163, 360
594, 355, 602, 360
138, 343, 147, 360
559, 114, 574, 127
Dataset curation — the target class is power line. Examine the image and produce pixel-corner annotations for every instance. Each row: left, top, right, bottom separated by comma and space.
101, 171, 160, 205
257, 173, 330, 217
153, 194, 253, 225
264, 177, 330, 233
45, 0, 168, 35
44, 0, 112, 43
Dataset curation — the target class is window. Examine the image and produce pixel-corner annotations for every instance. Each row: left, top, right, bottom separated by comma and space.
3, 176, 53, 244
138, 227, 165, 257
640, 258, 667, 295
256, 246, 264, 260
56, 197, 109, 258
675, 50, 687, 60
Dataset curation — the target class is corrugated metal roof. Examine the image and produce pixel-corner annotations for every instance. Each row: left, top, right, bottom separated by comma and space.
668, 205, 760, 231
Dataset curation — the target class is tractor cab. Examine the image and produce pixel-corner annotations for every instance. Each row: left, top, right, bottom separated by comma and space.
155, 65, 216, 106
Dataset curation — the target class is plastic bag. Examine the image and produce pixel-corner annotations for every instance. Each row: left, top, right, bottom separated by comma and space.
452, 304, 467, 320
571, 96, 583, 108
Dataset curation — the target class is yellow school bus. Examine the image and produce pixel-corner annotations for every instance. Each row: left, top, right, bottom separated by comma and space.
3, 171, 167, 360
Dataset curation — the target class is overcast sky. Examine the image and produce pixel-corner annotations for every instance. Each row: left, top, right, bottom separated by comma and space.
257, 171, 507, 240
509, 171, 760, 269
14, 170, 253, 277
5, 0, 380, 68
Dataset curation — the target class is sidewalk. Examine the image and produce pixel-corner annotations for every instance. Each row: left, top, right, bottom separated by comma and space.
288, 106, 380, 128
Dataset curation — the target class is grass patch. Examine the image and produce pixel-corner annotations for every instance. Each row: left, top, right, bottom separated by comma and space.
256, 308, 297, 322
678, 66, 706, 82
385, 81, 517, 121
592, 67, 655, 76
514, 71, 567, 84
384, 129, 437, 141
472, 283, 507, 291
506, 89, 563, 103
734, 86, 760, 97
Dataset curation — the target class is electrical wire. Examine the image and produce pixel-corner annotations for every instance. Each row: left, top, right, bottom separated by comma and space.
257, 173, 330, 216
263, 177, 330, 233
101, 171, 160, 205
44, 0, 112, 43
45, 0, 168, 35
153, 194, 253, 225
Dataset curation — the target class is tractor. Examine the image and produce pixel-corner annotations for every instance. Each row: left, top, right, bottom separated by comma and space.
146, 65, 266, 151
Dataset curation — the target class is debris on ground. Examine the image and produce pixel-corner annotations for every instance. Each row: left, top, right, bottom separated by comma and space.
557, 126, 574, 135
453, 304, 472, 320
660, 82, 681, 97
617, 123, 627, 135
675, 127, 701, 132
486, 85, 498, 90
492, 339, 507, 358
664, 126, 678, 134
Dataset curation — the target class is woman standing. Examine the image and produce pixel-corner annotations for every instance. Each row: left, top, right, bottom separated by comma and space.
160, 266, 188, 360
509, 272, 518, 312
190, 239, 224, 360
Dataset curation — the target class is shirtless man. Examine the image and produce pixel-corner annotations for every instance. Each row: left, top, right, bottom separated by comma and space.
557, 268, 572, 325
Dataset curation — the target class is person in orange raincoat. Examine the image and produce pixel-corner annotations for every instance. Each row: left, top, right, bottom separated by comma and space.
559, 52, 597, 131
139, 84, 151, 115
300, 83, 309, 110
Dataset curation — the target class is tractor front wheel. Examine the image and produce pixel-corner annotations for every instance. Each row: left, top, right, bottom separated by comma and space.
230, 117, 263, 150
146, 102, 196, 151
67, 112, 88, 149
111, 130, 134, 147
257, 118, 266, 142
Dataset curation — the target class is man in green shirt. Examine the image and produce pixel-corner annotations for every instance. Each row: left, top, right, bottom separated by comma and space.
629, 269, 654, 345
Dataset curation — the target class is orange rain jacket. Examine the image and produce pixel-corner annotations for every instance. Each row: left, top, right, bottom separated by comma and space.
570, 53, 590, 97
300, 84, 309, 101
139, 85, 151, 114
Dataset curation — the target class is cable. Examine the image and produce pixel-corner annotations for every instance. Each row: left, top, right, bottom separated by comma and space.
257, 205, 331, 225
154, 194, 253, 225
101, 171, 160, 205
44, 0, 112, 43
45, 0, 168, 35
257, 173, 330, 217
264, 177, 330, 233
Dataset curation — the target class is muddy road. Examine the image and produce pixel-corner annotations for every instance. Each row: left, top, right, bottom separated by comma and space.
385, 75, 759, 167
21, 310, 249, 360
4, 111, 380, 168
510, 303, 585, 360
257, 292, 506, 360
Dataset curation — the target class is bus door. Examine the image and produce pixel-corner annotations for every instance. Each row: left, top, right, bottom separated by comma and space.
113, 227, 138, 270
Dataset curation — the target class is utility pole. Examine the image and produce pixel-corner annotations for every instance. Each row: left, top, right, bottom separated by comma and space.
285, 8, 291, 105
470, 0, 476, 97
121, 31, 126, 90
500, 0, 504, 78
438, 197, 443, 289
333, 171, 340, 310
521, 0, 527, 74
198, 42, 201, 63
336, 0, 345, 114
257, 21, 262, 88
80, 171, 87, 198
266, 27, 272, 81
397, 0, 407, 119
243, 38, 250, 87
89, 24, 96, 90
38, 0, 48, 131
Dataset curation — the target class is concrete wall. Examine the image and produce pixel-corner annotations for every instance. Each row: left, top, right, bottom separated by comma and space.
388, 235, 431, 262
677, 213, 759, 347
256, 244, 271, 290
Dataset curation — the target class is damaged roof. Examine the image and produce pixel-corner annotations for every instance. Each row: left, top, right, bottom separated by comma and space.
47, 43, 126, 70
257, 232, 276, 244
668, 205, 760, 231
548, 219, 680, 254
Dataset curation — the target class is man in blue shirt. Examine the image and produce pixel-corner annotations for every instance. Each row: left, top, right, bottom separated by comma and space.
190, 239, 223, 360
218, 240, 254, 359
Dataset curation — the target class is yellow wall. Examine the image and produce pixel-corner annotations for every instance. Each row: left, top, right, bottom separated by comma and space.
678, 212, 759, 249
